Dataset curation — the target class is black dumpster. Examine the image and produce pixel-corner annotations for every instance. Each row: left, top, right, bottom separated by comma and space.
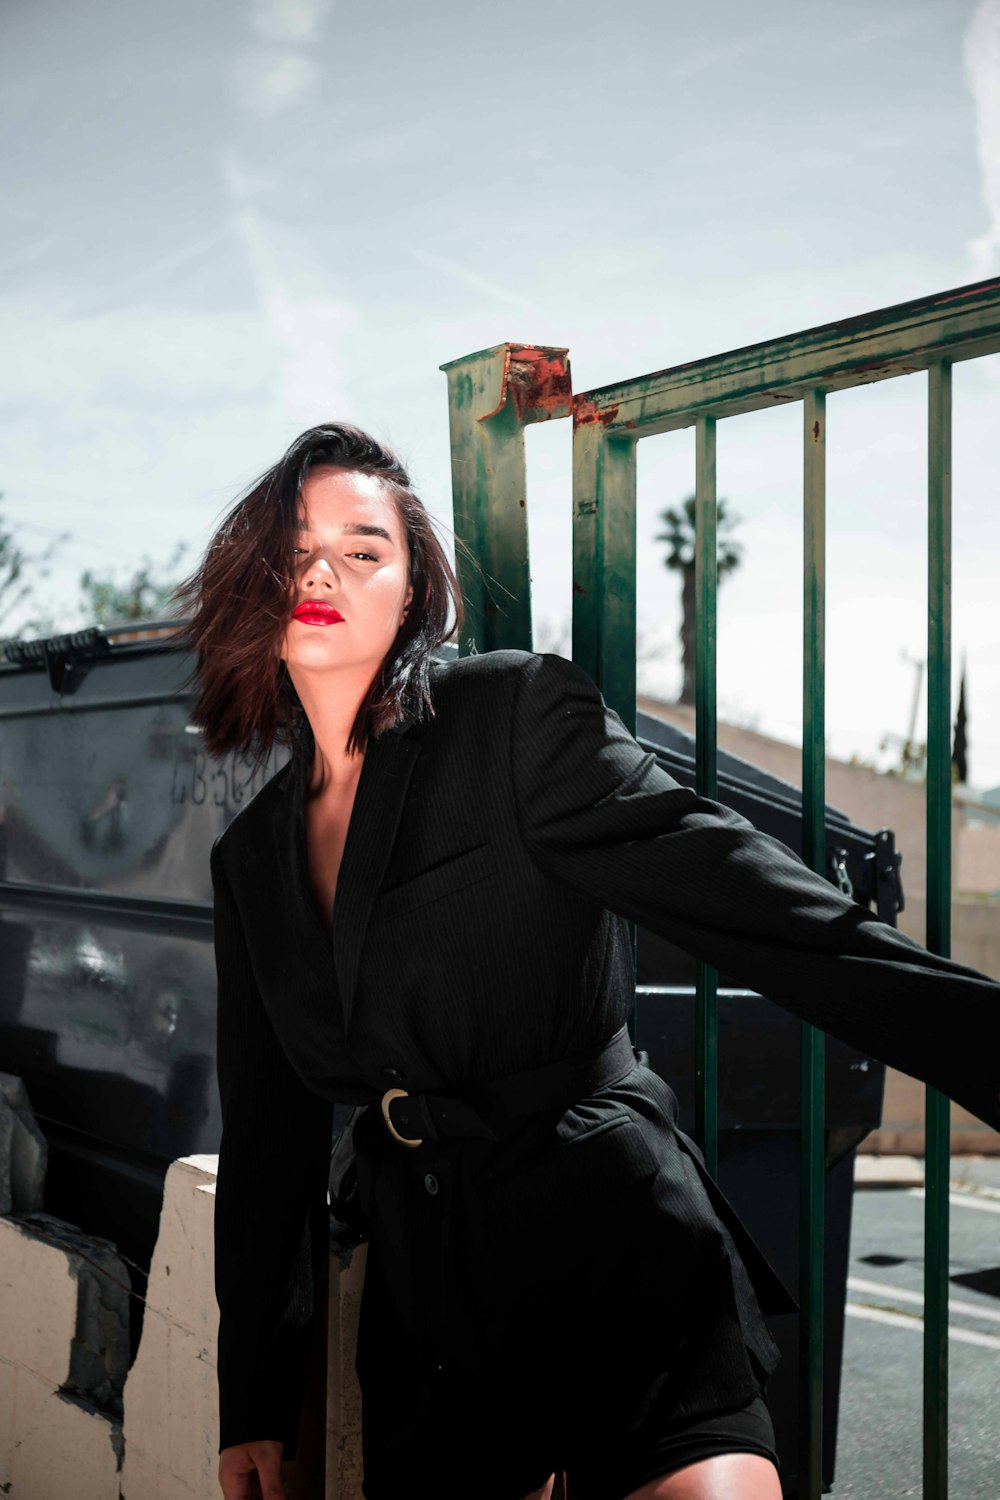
626, 706, 892, 1498
0, 622, 279, 1361
0, 626, 892, 1493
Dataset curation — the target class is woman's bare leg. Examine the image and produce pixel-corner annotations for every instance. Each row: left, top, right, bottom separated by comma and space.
518, 1447, 780, 1498
624, 1451, 781, 1499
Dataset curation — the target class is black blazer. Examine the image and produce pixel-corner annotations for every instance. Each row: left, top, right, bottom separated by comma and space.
210, 648, 1000, 1462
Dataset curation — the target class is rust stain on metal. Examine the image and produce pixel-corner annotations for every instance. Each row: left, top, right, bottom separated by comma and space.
478, 348, 513, 423
573, 398, 620, 428
934, 283, 993, 307
572, 582, 588, 596
509, 348, 573, 421
477, 345, 572, 424
846, 357, 896, 378
812, 420, 821, 442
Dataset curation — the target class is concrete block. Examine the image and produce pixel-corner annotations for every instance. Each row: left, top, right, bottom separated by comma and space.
0, 1211, 128, 1499
0, 1072, 48, 1214
121, 1154, 221, 1500
0, 1150, 373, 1496
6, 1389, 122, 1500
325, 1240, 367, 1500
122, 1155, 371, 1498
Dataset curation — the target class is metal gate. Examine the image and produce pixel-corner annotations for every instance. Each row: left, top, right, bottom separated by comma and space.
441, 278, 1000, 1498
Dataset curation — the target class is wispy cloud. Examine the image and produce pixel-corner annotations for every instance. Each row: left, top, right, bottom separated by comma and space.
251, 0, 331, 46
339, 126, 431, 166
74, 231, 235, 316
222, 0, 354, 423
0, 234, 61, 278
411, 249, 539, 314
230, 202, 356, 422
220, 149, 275, 202
666, 37, 765, 83
231, 49, 320, 121
964, 0, 1000, 276
231, 0, 333, 119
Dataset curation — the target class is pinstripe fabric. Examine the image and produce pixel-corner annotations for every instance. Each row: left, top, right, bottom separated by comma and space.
211, 648, 1000, 1476
211, 835, 334, 1457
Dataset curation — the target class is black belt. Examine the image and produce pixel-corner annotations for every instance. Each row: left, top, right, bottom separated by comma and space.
380, 1025, 641, 1148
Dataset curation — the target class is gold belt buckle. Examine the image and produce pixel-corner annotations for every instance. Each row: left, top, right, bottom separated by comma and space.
381, 1087, 423, 1148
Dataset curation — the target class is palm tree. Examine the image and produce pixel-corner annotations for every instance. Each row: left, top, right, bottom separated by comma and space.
655, 494, 743, 706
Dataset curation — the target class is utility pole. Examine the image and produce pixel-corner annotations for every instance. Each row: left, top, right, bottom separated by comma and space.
879, 649, 926, 778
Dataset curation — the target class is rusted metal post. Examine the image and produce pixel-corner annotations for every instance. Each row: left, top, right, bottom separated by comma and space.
440, 344, 572, 655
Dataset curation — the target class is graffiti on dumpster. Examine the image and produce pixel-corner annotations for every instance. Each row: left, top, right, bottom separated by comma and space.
170, 746, 282, 811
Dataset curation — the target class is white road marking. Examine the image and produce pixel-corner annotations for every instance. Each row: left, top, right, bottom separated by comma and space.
948, 1181, 1000, 1202
848, 1275, 1000, 1327
845, 1302, 1000, 1351
906, 1187, 1000, 1216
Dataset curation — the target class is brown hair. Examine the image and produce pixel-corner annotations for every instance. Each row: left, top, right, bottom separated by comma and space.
168, 423, 464, 766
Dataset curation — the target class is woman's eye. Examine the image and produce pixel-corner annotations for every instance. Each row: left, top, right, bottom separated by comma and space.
290, 547, 378, 561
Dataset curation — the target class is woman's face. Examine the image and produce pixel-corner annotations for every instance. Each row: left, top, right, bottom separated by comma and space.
277, 466, 414, 682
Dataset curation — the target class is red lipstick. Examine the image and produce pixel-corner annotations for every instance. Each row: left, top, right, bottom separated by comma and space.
292, 602, 344, 626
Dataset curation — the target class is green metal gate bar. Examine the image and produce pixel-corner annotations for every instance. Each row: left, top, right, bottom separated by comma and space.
925, 359, 953, 1497
441, 276, 1000, 1499
800, 384, 827, 1496
694, 415, 719, 1178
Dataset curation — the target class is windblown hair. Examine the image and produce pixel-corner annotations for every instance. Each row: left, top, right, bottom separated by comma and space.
169, 423, 464, 766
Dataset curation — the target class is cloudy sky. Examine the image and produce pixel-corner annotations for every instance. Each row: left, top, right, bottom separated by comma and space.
4, 0, 1000, 786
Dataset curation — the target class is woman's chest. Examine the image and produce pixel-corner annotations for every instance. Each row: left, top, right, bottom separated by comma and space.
236, 756, 624, 1089
303, 779, 361, 931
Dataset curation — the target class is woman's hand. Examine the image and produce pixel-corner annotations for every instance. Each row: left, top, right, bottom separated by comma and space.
218, 1439, 286, 1499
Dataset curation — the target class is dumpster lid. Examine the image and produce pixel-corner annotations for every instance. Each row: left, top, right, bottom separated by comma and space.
0, 618, 188, 695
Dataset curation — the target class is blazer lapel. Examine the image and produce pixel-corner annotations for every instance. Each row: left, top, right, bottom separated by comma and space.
270, 719, 422, 1036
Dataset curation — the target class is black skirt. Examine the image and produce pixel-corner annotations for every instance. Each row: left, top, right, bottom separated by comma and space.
357, 1331, 778, 1500
351, 1063, 786, 1500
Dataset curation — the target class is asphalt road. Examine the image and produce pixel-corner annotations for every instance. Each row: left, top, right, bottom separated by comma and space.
828, 1177, 1000, 1499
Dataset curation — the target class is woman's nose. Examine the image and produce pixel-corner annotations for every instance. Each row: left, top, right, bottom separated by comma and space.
301, 552, 340, 588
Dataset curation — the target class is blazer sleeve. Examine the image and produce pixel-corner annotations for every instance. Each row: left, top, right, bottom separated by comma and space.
509, 651, 1000, 1133
210, 834, 335, 1461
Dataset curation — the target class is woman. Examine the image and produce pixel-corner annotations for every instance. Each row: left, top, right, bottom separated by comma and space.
175, 422, 1000, 1500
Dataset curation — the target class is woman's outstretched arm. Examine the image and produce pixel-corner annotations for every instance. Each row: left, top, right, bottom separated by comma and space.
210, 833, 334, 1462
508, 651, 1000, 1133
